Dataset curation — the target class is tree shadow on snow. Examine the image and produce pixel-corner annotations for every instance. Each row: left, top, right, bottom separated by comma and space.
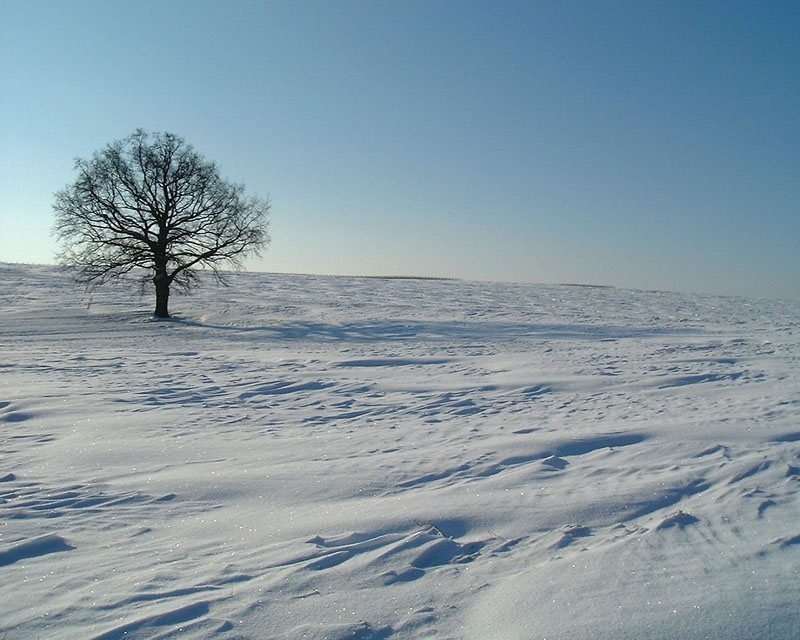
169, 318, 692, 344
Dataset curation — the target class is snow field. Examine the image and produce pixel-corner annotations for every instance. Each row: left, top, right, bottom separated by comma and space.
1, 263, 799, 638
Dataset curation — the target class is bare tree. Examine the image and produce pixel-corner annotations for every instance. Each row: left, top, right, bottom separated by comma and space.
53, 130, 270, 317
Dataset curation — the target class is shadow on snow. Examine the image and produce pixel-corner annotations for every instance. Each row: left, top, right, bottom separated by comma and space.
169, 318, 691, 344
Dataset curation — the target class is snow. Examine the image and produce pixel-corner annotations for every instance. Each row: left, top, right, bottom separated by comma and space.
1, 262, 799, 639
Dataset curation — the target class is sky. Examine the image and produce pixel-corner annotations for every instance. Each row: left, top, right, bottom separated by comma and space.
1, 0, 798, 300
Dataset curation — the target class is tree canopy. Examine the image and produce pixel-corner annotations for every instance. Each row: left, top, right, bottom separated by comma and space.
53, 130, 270, 317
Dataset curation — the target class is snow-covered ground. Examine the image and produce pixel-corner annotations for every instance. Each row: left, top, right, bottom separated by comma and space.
2, 263, 799, 639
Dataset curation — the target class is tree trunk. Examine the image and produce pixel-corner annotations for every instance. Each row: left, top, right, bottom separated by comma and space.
153, 271, 170, 318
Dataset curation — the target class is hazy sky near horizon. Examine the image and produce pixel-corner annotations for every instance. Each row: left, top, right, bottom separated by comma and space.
2, 0, 798, 299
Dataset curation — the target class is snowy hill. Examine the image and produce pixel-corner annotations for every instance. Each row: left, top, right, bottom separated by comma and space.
2, 263, 799, 639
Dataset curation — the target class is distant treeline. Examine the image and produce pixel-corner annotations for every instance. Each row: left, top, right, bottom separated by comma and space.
361, 275, 460, 281
558, 283, 614, 289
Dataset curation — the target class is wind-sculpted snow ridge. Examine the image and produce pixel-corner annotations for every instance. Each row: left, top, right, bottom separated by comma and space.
1, 263, 799, 638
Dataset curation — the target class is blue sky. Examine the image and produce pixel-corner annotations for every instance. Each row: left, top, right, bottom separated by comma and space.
1, 0, 798, 299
